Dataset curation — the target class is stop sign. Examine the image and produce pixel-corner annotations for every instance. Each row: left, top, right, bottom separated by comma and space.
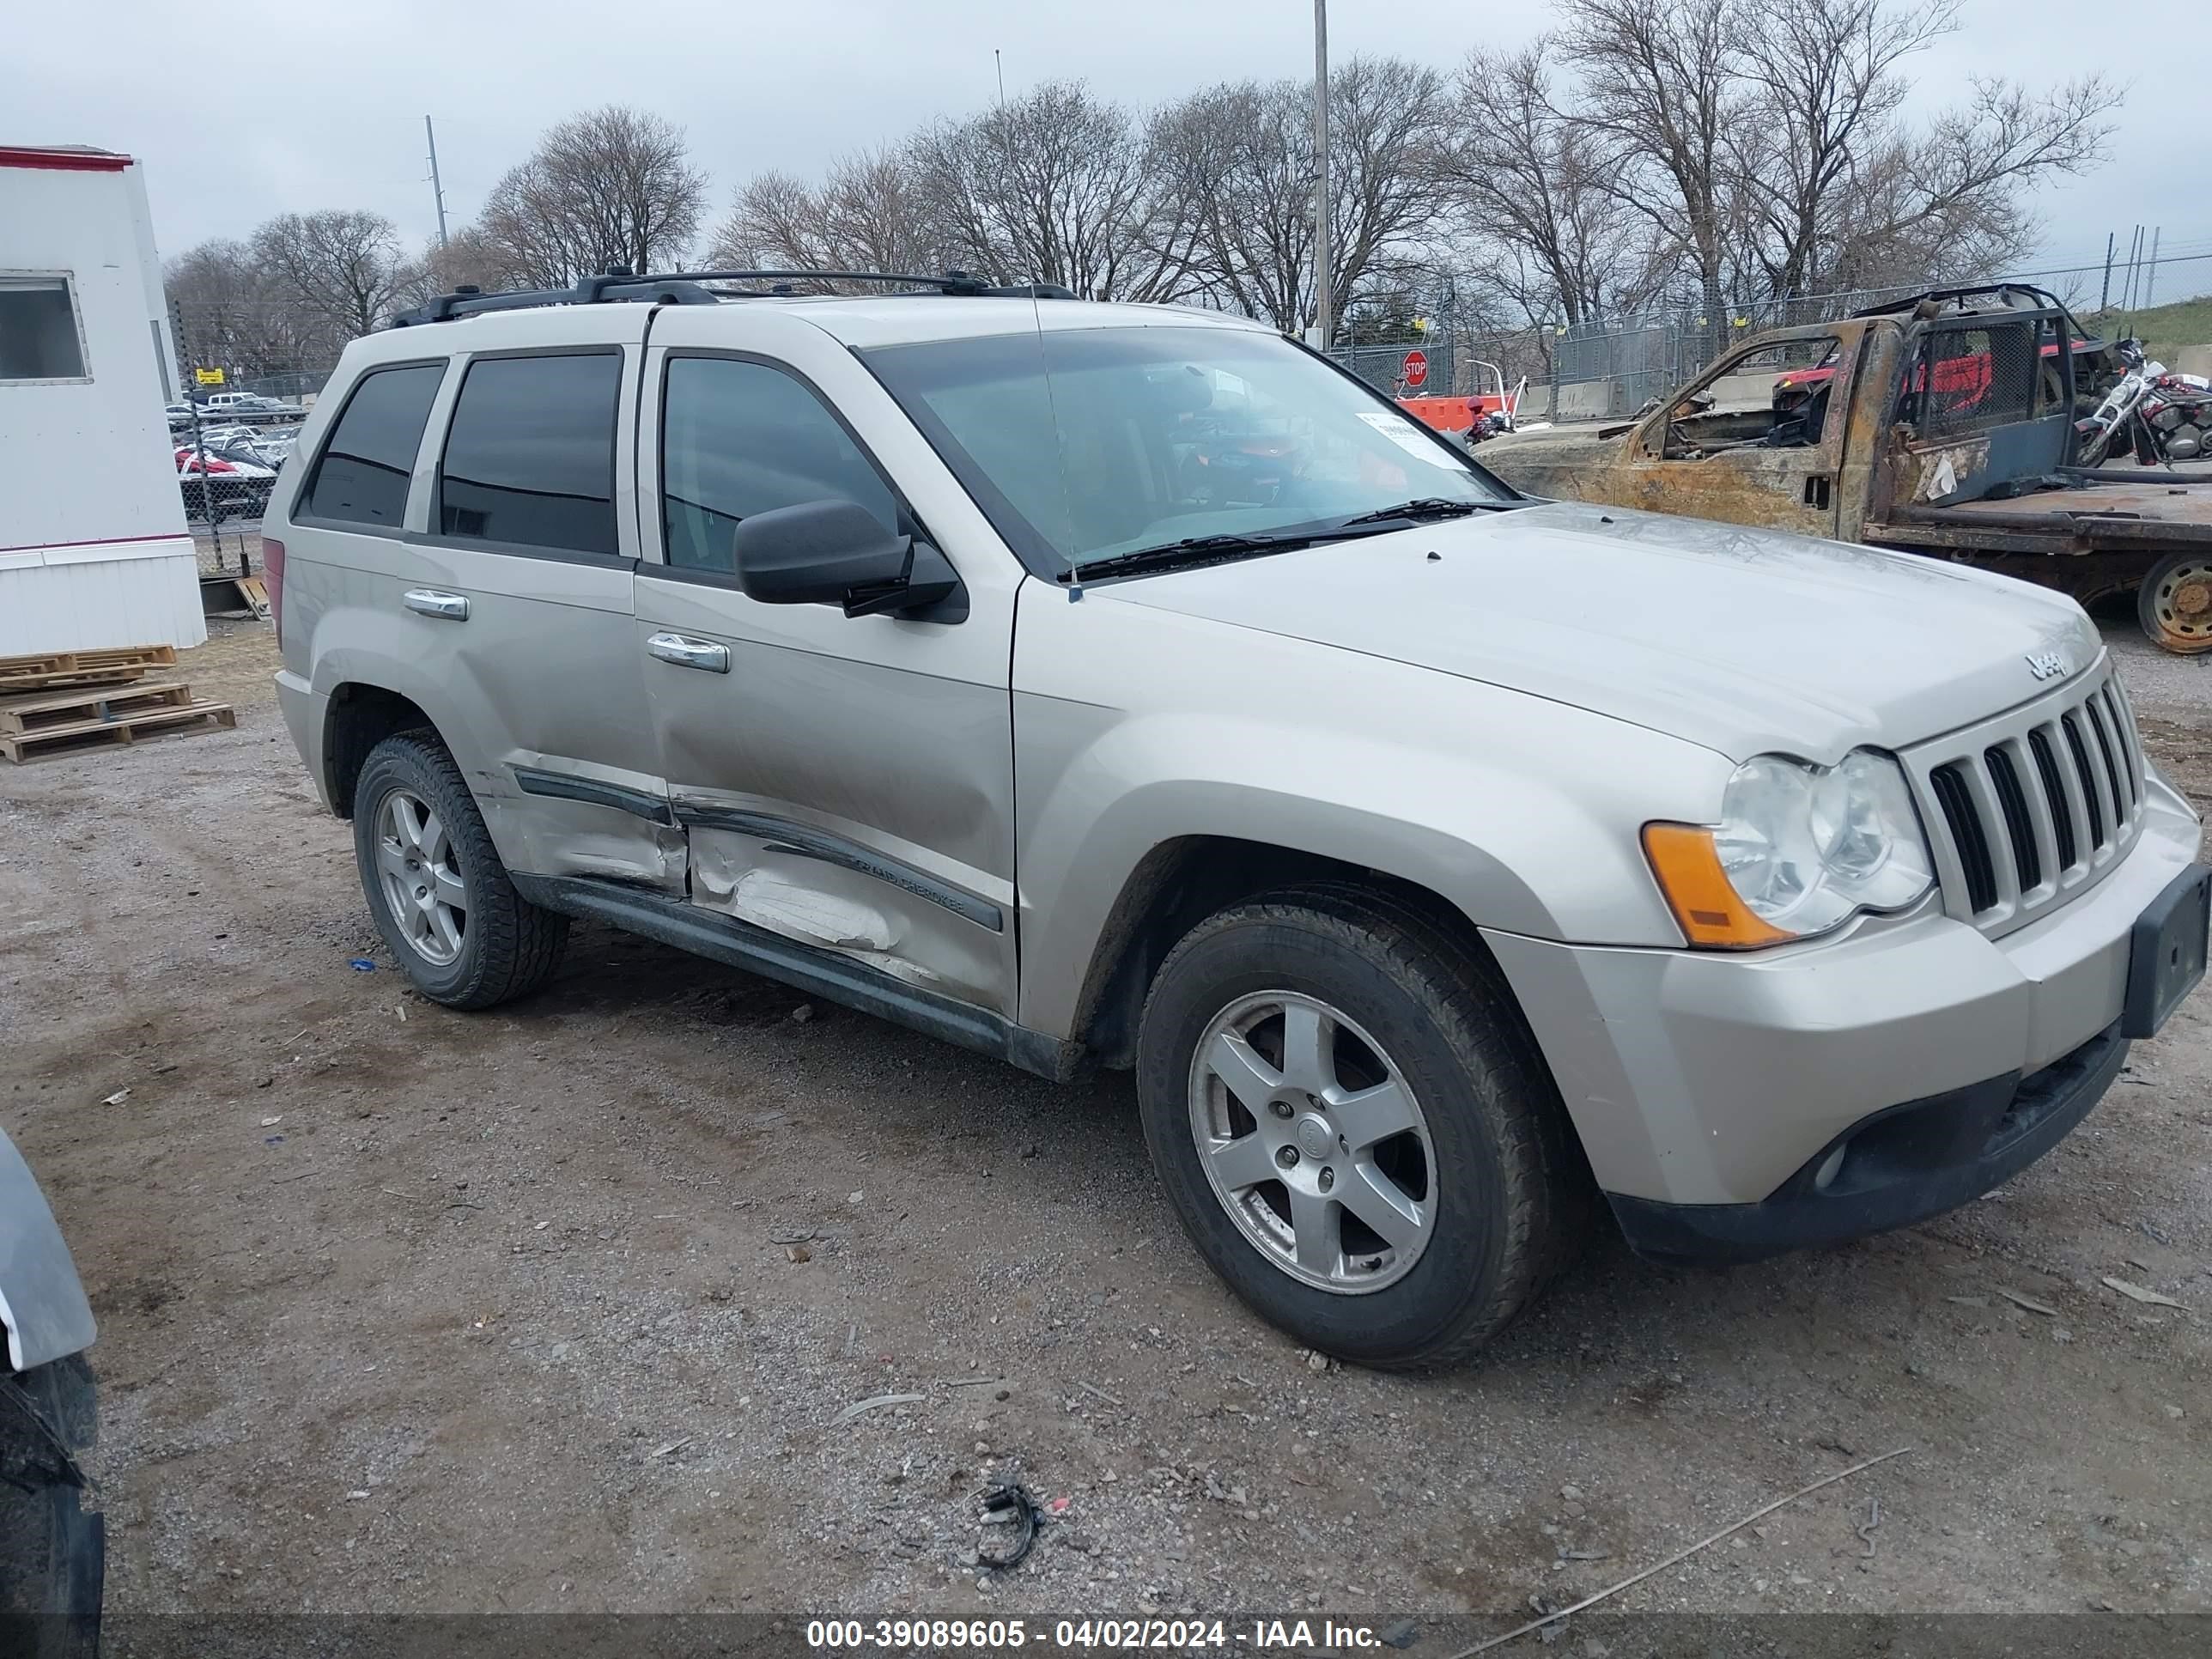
1401, 349, 1429, 388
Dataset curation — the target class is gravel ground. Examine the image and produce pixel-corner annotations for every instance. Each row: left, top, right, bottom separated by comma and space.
2, 617, 2207, 1632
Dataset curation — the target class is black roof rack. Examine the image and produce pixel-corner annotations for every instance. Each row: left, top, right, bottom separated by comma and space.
388, 267, 1079, 327
1850, 283, 2069, 320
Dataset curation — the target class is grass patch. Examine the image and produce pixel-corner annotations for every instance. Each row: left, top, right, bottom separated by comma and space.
2078, 292, 2212, 363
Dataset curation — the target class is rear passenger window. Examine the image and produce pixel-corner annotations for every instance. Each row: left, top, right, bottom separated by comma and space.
302, 363, 445, 527
660, 356, 897, 573
438, 353, 622, 556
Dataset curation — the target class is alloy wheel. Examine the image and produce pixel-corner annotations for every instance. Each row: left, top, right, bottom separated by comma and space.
1186, 990, 1437, 1294
374, 787, 467, 966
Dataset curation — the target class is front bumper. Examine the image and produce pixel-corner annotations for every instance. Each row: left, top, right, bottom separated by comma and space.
1483, 770, 2203, 1246
1609, 1017, 2127, 1262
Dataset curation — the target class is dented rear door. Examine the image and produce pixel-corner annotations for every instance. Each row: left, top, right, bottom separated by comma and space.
630, 305, 1022, 1018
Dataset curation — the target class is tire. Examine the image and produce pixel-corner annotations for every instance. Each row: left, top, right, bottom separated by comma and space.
2137, 553, 2212, 655
1136, 884, 1591, 1370
0, 1356, 103, 1659
352, 731, 568, 1009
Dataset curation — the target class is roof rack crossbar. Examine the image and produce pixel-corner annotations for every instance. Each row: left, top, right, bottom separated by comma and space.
386, 267, 1078, 328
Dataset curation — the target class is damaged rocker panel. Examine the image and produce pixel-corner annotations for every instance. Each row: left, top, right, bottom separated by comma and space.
672, 804, 1005, 932
506, 873, 1070, 1079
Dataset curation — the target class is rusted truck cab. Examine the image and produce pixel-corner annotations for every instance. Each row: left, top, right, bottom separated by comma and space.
1484, 286, 2212, 652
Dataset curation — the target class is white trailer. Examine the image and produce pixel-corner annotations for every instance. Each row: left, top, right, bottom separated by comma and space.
0, 145, 204, 656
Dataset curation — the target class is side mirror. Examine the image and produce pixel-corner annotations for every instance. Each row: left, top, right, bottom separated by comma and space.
730, 499, 965, 623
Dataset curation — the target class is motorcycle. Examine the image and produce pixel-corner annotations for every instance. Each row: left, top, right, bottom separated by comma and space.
2075, 339, 2212, 466
2139, 368, 2212, 463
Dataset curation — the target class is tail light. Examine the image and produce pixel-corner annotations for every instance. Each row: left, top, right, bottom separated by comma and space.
262, 537, 286, 647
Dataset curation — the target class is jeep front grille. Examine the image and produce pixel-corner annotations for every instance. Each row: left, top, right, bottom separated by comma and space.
1906, 669, 2143, 936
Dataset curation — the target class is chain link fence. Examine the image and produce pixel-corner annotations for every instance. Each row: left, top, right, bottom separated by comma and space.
167, 301, 328, 580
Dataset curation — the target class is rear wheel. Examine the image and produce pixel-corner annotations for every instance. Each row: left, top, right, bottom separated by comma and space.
0, 1356, 102, 1659
2139, 554, 2212, 655
352, 732, 568, 1009
1135, 885, 1590, 1369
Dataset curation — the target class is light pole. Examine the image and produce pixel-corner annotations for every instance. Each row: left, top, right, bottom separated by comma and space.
425, 116, 450, 250
1311, 0, 1331, 351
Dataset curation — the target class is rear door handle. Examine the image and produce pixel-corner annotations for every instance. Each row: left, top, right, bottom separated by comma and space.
403, 589, 470, 621
646, 633, 731, 673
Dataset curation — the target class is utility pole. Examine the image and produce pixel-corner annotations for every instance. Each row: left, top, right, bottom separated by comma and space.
2099, 231, 2115, 314
995, 49, 1005, 106
2144, 226, 2162, 310
1311, 0, 1331, 351
425, 115, 450, 250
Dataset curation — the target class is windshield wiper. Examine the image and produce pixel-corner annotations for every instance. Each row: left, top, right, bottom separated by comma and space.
1060, 528, 1367, 584
1332, 497, 1493, 528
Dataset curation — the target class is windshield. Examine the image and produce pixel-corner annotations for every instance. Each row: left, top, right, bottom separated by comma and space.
862, 324, 1516, 579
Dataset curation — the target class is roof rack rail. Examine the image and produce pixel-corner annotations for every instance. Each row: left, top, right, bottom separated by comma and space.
386, 266, 1079, 328
1850, 283, 2069, 320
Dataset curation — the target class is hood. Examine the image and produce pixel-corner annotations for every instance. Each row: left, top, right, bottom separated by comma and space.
1100, 501, 2102, 762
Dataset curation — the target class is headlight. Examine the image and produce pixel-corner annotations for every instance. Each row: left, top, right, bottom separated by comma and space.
1644, 750, 1934, 948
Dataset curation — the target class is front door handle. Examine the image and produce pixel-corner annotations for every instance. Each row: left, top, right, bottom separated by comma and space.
403, 589, 470, 621
646, 633, 731, 673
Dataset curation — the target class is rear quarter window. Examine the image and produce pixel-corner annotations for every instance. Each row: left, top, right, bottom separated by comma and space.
301, 363, 447, 528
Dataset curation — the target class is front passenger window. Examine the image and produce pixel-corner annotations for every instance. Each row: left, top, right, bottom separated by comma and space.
660, 357, 898, 574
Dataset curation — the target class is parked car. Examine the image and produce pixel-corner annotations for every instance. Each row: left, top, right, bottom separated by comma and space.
162, 401, 197, 429
194, 392, 306, 423
177, 442, 276, 518
0, 1129, 102, 1658
191, 426, 294, 469
266, 270, 2209, 1367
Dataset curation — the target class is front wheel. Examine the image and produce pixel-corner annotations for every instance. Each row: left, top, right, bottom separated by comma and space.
1135, 885, 1590, 1369
2138, 553, 2212, 655
352, 732, 568, 1009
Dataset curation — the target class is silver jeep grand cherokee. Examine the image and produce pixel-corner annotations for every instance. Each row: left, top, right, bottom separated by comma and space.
268, 270, 2210, 1368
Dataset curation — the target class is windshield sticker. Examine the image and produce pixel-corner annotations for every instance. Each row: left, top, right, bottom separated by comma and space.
1356, 410, 1448, 463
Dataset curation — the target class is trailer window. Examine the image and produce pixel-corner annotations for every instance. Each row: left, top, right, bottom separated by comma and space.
0, 276, 88, 382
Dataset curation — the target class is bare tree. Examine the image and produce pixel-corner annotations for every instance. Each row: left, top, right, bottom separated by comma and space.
474, 106, 708, 285
1556, 0, 1745, 341
1327, 59, 1453, 315
248, 210, 414, 341
1442, 43, 1633, 326
408, 227, 510, 300
708, 149, 940, 281
1727, 0, 1958, 297
1816, 74, 2120, 291
166, 239, 325, 379
1150, 81, 1314, 328
1730, 0, 2116, 298
1540, 0, 2116, 326
903, 81, 1198, 301
1155, 58, 1448, 332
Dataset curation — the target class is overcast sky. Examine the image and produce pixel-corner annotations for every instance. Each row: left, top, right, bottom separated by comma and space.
19, 0, 2209, 301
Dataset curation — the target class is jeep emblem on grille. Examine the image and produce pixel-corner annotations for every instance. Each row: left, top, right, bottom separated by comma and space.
2025, 651, 2069, 682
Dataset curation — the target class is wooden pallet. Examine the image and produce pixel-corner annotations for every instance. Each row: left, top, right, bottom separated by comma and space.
0, 644, 179, 692
0, 680, 196, 736
0, 697, 235, 763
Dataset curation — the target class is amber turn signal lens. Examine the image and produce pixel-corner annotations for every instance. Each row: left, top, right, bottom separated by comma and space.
1641, 823, 1795, 950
